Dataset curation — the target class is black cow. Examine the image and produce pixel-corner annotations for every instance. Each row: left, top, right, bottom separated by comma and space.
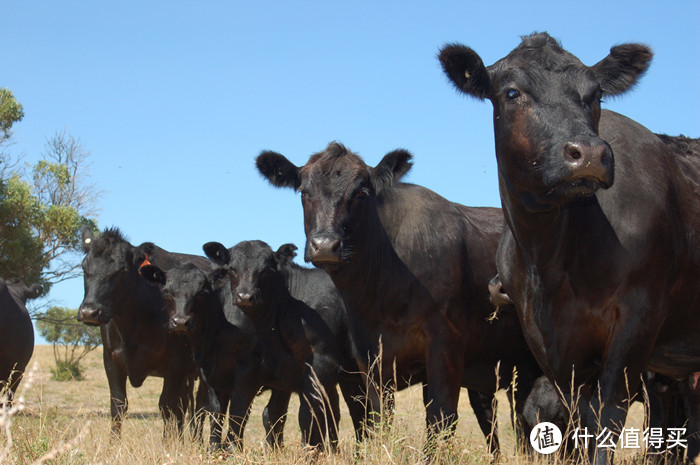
202, 240, 367, 451
77, 227, 208, 437
138, 258, 295, 451
256, 143, 542, 453
440, 32, 700, 463
0, 278, 41, 401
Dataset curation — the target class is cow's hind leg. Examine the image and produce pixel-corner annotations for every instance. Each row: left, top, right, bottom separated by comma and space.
467, 389, 500, 456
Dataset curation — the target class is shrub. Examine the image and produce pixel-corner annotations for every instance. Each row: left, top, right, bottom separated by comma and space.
35, 307, 100, 381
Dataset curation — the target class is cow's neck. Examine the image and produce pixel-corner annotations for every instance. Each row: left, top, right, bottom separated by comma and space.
192, 294, 223, 364
110, 272, 166, 354
325, 202, 418, 323
248, 296, 300, 378
499, 174, 577, 273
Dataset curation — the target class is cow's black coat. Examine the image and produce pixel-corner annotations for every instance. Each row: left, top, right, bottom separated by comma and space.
77, 227, 208, 437
440, 32, 700, 463
256, 144, 541, 452
0, 278, 41, 400
203, 240, 367, 451
139, 260, 293, 451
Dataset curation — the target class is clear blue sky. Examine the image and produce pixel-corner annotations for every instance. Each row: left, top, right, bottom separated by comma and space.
3, 1, 698, 344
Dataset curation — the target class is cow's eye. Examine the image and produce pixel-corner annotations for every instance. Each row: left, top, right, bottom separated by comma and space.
506, 89, 521, 100
355, 188, 369, 200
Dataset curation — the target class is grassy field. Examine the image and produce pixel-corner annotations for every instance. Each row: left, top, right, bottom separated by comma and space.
0, 345, 686, 464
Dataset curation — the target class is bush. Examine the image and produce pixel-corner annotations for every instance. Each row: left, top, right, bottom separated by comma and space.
35, 307, 100, 382
50, 360, 83, 381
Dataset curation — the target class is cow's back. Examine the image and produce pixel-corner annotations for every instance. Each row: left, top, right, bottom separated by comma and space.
378, 183, 503, 310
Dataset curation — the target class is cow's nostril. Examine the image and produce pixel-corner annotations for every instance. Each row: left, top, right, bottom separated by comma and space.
565, 143, 582, 161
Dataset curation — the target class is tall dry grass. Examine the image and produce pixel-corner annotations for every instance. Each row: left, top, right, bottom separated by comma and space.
1, 346, 685, 464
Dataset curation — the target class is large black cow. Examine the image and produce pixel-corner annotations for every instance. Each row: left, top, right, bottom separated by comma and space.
138, 258, 295, 451
200, 240, 367, 451
256, 143, 542, 453
0, 278, 41, 401
440, 32, 700, 463
77, 227, 208, 437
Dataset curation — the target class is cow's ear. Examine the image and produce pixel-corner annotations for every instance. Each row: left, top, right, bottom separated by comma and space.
134, 242, 155, 266
210, 267, 230, 288
275, 243, 297, 267
27, 283, 43, 300
256, 151, 301, 190
591, 43, 652, 96
140, 264, 166, 286
81, 226, 96, 252
371, 149, 413, 191
439, 43, 493, 100
203, 242, 230, 265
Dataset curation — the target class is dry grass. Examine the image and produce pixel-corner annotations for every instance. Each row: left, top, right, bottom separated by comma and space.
0, 346, 669, 464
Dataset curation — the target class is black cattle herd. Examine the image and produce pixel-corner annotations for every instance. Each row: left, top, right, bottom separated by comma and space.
0, 33, 698, 464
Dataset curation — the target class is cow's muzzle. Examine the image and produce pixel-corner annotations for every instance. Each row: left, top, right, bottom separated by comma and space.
562, 140, 614, 188
307, 233, 342, 264
77, 304, 103, 326
234, 290, 259, 308
169, 315, 193, 333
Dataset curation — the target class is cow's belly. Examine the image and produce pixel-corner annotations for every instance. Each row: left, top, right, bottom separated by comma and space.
352, 323, 427, 381
648, 336, 700, 378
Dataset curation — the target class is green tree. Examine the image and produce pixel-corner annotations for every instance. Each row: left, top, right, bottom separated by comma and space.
35, 306, 101, 381
0, 128, 100, 293
0, 87, 24, 145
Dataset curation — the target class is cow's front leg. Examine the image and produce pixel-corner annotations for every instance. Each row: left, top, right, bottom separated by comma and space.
103, 347, 128, 437
466, 389, 500, 456
263, 389, 291, 448
680, 373, 700, 463
159, 372, 190, 439
424, 336, 464, 453
581, 334, 652, 464
226, 363, 260, 451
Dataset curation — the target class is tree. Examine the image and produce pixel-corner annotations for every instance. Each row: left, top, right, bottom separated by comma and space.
0, 87, 24, 145
0, 129, 100, 293
35, 306, 101, 381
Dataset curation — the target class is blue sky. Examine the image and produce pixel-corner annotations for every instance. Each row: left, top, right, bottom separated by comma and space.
3, 1, 698, 344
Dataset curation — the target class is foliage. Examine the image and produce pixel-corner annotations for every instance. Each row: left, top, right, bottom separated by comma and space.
35, 307, 101, 381
0, 128, 100, 294
0, 87, 23, 144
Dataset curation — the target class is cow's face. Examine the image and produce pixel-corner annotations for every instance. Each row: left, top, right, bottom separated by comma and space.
5, 280, 43, 306
205, 240, 285, 320
440, 33, 651, 205
78, 228, 139, 325
140, 263, 221, 334
256, 143, 412, 271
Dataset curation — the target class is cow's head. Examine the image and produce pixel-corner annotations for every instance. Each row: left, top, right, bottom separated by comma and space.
256, 142, 412, 270
78, 226, 143, 325
204, 240, 291, 320
140, 262, 227, 334
5, 279, 43, 306
439, 32, 652, 205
